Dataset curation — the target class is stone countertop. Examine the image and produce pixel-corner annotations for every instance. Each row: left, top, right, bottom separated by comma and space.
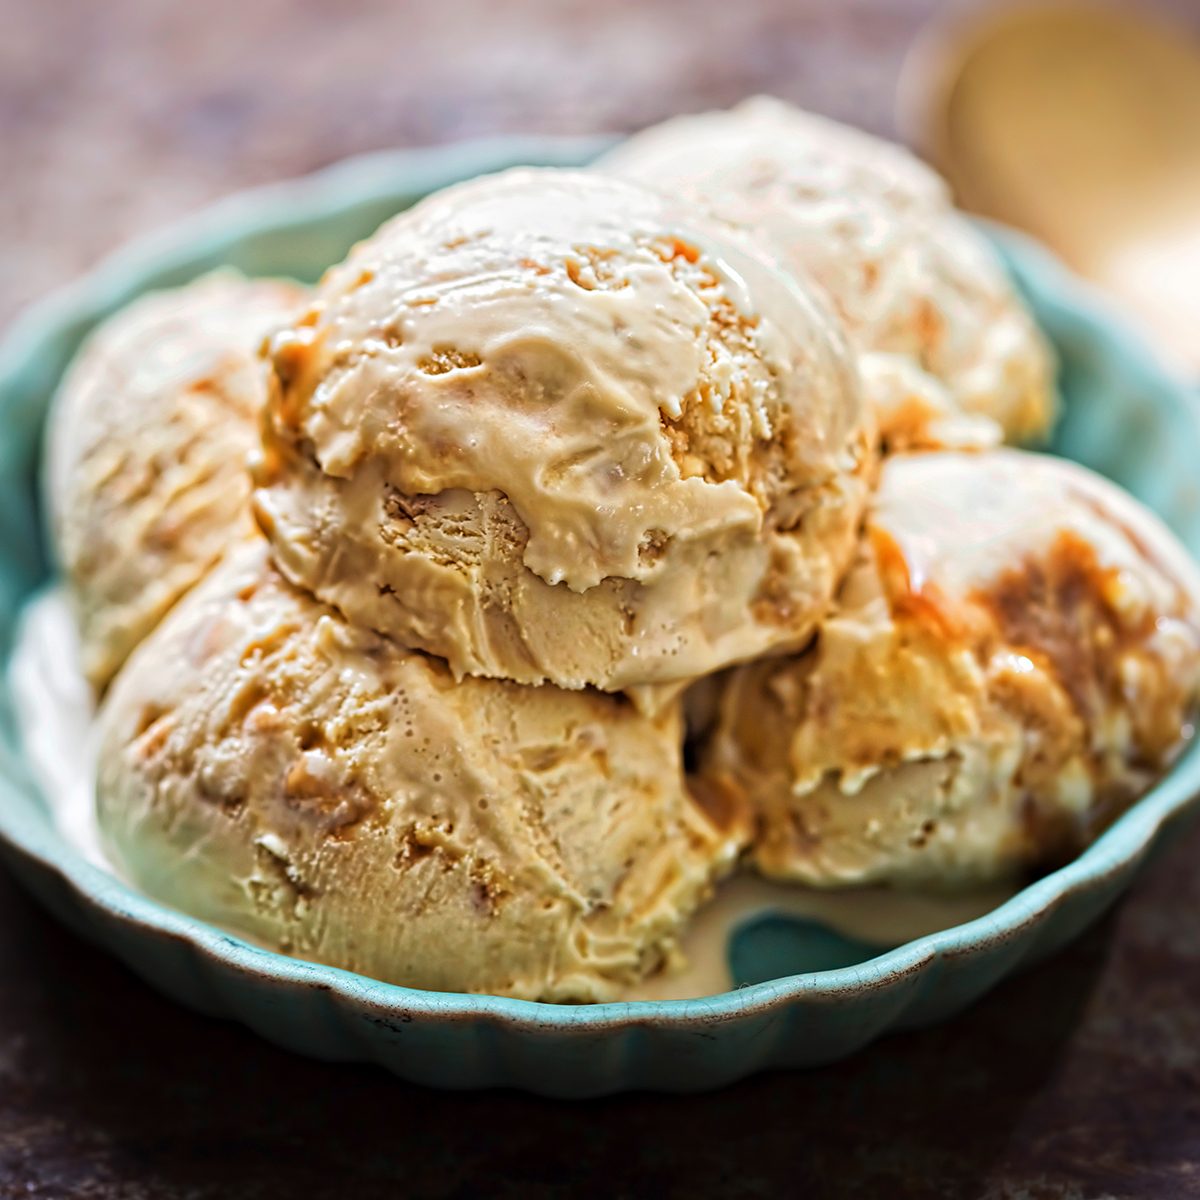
3, 0, 1199, 1195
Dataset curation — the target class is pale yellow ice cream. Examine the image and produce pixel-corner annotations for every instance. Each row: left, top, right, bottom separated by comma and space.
253, 168, 875, 694
95, 540, 739, 1001
45, 272, 306, 690
701, 450, 1200, 887
601, 97, 1056, 452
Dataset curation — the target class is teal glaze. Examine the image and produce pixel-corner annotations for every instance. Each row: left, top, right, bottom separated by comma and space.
1, 137, 1199, 1097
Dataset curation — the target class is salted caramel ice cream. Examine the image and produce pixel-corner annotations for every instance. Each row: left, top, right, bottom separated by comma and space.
702, 450, 1200, 887
601, 97, 1056, 452
37, 114, 1200, 1007
45, 272, 306, 690
253, 168, 875, 694
95, 540, 739, 1001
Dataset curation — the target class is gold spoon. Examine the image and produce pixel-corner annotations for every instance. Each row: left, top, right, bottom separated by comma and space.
899, 2, 1200, 373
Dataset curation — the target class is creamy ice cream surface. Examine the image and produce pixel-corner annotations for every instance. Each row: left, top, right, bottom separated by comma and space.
45, 272, 307, 690
95, 541, 739, 1002
702, 449, 1200, 887
49, 123, 1198, 1001
253, 167, 875, 694
601, 97, 1056, 452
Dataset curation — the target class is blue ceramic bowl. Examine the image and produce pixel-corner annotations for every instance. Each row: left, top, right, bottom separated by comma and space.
2, 137, 1199, 1098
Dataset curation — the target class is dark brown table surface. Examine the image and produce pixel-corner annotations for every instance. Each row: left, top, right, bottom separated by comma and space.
4, 1, 1200, 1196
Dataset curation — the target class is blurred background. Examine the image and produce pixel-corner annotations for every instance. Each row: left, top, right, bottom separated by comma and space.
4, 0, 1198, 345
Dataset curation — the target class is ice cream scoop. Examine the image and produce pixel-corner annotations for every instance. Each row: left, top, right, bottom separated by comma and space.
701, 449, 1200, 887
899, 2, 1200, 375
45, 272, 306, 690
95, 540, 739, 1002
601, 97, 1056, 452
253, 167, 875, 695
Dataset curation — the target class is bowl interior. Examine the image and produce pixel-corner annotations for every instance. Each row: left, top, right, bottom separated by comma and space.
2, 140, 1199, 1002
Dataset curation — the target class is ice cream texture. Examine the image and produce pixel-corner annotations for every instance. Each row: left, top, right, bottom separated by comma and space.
95, 541, 738, 1001
601, 97, 1056, 452
44, 112, 1200, 999
701, 449, 1200, 887
45, 272, 306, 690
253, 167, 875, 694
